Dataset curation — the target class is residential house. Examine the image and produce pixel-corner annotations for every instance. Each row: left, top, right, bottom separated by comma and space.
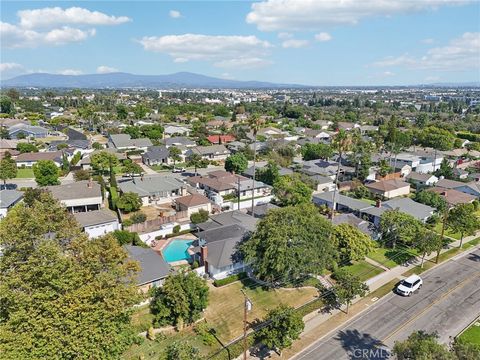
427, 187, 476, 206
124, 245, 171, 292
0, 189, 23, 219
453, 168, 469, 180
246, 203, 279, 218
405, 172, 438, 188
301, 159, 353, 180
332, 213, 375, 238
311, 175, 337, 193
365, 179, 411, 199
207, 135, 236, 145
360, 198, 435, 225
79, 149, 126, 170
187, 145, 231, 161
175, 193, 212, 217
394, 152, 443, 174
303, 129, 331, 140
242, 165, 293, 179
47, 180, 103, 213
141, 146, 170, 166
163, 137, 196, 148
108, 134, 152, 151
15, 151, 64, 168
163, 125, 190, 137
312, 191, 373, 214
8, 123, 48, 139
74, 209, 120, 238
437, 179, 480, 198
117, 175, 187, 206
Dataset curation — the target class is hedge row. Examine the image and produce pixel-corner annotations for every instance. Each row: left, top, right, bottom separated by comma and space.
457, 132, 480, 142
213, 272, 247, 287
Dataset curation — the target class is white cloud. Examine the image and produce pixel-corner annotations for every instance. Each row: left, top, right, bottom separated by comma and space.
58, 69, 83, 75
373, 32, 480, 70
282, 39, 309, 48
383, 71, 395, 76
18, 7, 131, 28
277, 32, 293, 39
173, 57, 189, 63
1, 22, 96, 48
246, 0, 470, 31
315, 32, 332, 42
169, 10, 182, 19
97, 65, 118, 73
139, 33, 273, 68
0, 62, 24, 73
421, 38, 435, 44
214, 58, 273, 69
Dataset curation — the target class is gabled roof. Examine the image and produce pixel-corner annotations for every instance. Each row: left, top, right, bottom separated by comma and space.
15, 151, 63, 163
0, 189, 23, 209
175, 193, 211, 207
366, 179, 410, 192
436, 178, 468, 189
383, 198, 434, 220
47, 180, 102, 201
109, 134, 152, 149
406, 172, 437, 182
163, 137, 196, 147
73, 209, 118, 227
118, 176, 184, 197
427, 187, 476, 206
8, 123, 48, 135
142, 146, 169, 161
189, 145, 230, 156
312, 191, 372, 211
124, 245, 171, 285
207, 135, 236, 144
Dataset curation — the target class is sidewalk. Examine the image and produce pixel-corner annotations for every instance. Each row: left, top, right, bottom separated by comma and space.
243, 231, 480, 360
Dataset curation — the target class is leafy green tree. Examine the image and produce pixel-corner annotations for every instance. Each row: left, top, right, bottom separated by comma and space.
186, 153, 203, 175
0, 96, 13, 114
116, 104, 129, 120
418, 126, 456, 151
73, 169, 91, 182
301, 143, 333, 161
91, 151, 118, 175
333, 224, 376, 263
190, 209, 209, 224
150, 272, 209, 328
165, 342, 201, 360
393, 331, 452, 360
0, 152, 17, 186
122, 159, 143, 178
111, 230, 142, 246
116, 192, 142, 213
416, 231, 443, 268
33, 160, 60, 186
124, 126, 142, 139
169, 146, 182, 170
435, 158, 455, 180
255, 305, 304, 355
447, 203, 480, 248
378, 159, 393, 177
331, 268, 368, 313
0, 192, 140, 359
273, 174, 313, 206
92, 141, 103, 150
240, 204, 336, 283
16, 142, 38, 153
133, 103, 149, 119
225, 153, 248, 174
379, 210, 423, 249
414, 190, 447, 213
256, 161, 280, 185
141, 124, 164, 141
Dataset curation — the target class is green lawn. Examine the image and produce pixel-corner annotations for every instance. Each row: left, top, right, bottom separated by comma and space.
403, 247, 462, 276
459, 321, 480, 345
15, 168, 34, 178
340, 260, 385, 282
432, 222, 462, 240
462, 237, 480, 250
367, 247, 418, 269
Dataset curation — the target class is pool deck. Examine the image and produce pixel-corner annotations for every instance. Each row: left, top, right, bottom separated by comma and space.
151, 233, 197, 253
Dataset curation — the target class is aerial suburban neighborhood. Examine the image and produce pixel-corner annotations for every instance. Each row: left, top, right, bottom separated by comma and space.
1, 1, 479, 360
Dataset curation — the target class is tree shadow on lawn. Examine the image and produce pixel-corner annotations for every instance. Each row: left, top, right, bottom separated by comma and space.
385, 249, 416, 266
335, 329, 389, 360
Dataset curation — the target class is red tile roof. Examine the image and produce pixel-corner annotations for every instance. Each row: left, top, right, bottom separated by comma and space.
207, 135, 236, 144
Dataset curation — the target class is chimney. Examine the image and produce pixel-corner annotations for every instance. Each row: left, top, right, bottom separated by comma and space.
376, 199, 382, 208
87, 177, 93, 188
200, 245, 208, 273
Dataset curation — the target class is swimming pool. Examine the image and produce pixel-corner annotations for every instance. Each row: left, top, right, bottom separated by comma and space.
162, 239, 194, 262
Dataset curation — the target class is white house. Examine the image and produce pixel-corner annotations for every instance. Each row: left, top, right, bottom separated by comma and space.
47, 180, 103, 213
74, 209, 120, 238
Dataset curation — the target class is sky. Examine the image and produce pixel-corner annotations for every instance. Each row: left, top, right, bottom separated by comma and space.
1, 0, 479, 86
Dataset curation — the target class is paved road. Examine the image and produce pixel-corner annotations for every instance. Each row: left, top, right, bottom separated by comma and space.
292, 248, 480, 360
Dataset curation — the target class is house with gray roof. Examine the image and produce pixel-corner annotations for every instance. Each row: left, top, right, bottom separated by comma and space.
8, 123, 48, 139
163, 125, 190, 137
124, 245, 171, 292
360, 198, 435, 226
0, 189, 23, 219
163, 136, 196, 148
313, 191, 372, 214
15, 151, 64, 168
406, 172, 438, 188
74, 209, 120, 238
332, 213, 376, 238
117, 175, 187, 206
187, 145, 230, 161
108, 134, 152, 151
47, 180, 103, 213
141, 146, 170, 166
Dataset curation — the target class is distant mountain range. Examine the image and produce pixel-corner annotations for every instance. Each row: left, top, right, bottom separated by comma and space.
1, 72, 306, 89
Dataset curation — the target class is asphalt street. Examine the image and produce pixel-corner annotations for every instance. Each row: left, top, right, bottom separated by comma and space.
292, 248, 480, 360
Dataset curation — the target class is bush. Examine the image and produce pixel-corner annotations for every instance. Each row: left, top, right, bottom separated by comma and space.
173, 225, 181, 234
130, 212, 147, 224
73, 169, 91, 181
190, 209, 209, 224
191, 260, 200, 270
213, 272, 247, 287
194, 321, 216, 346
165, 229, 191, 238
117, 192, 142, 213
112, 230, 143, 246
122, 219, 133, 227
146, 327, 155, 341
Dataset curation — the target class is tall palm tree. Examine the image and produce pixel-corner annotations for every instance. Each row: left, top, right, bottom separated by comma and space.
331, 129, 352, 221
248, 114, 262, 215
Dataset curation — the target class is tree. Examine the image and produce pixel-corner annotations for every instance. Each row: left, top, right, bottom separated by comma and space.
0, 192, 140, 359
248, 114, 263, 216
393, 331, 453, 360
169, 146, 182, 170
255, 305, 304, 355
16, 142, 38, 153
186, 153, 203, 175
116, 104, 129, 120
116, 192, 142, 213
190, 209, 209, 224
150, 272, 209, 328
73, 169, 91, 182
416, 231, 443, 268
273, 174, 313, 206
240, 204, 336, 283
111, 230, 142, 246
225, 153, 248, 174
331, 129, 352, 219
92, 141, 103, 150
165, 342, 201, 360
33, 160, 60, 186
133, 103, 149, 119
333, 224, 376, 263
0, 96, 13, 114
91, 151, 119, 175
447, 203, 480, 248
331, 269, 368, 313
414, 190, 447, 213
301, 143, 333, 161
379, 210, 423, 249
378, 159, 392, 177
435, 158, 455, 179
122, 159, 143, 178
256, 161, 279, 185
451, 338, 480, 359
0, 152, 17, 186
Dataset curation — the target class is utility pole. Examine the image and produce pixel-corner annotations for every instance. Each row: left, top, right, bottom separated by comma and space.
241, 289, 252, 360
436, 205, 449, 263
237, 176, 241, 211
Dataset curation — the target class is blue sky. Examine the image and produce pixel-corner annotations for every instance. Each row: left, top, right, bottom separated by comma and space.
1, 0, 479, 85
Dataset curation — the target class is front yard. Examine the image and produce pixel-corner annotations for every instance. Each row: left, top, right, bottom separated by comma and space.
367, 247, 419, 269
15, 167, 34, 178
458, 320, 480, 346
340, 260, 385, 282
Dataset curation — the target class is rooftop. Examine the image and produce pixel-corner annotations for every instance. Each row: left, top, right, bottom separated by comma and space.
73, 209, 118, 227
124, 245, 171, 285
47, 180, 102, 201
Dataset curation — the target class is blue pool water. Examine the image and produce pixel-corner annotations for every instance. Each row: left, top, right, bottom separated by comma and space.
162, 240, 194, 262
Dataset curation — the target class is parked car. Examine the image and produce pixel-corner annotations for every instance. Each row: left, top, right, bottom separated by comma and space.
396, 275, 423, 296
172, 167, 186, 173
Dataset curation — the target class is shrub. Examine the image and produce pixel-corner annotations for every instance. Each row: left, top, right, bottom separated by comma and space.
173, 225, 181, 234
112, 230, 143, 246
130, 212, 147, 224
190, 209, 209, 224
194, 321, 216, 346
213, 272, 247, 287
146, 327, 155, 341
